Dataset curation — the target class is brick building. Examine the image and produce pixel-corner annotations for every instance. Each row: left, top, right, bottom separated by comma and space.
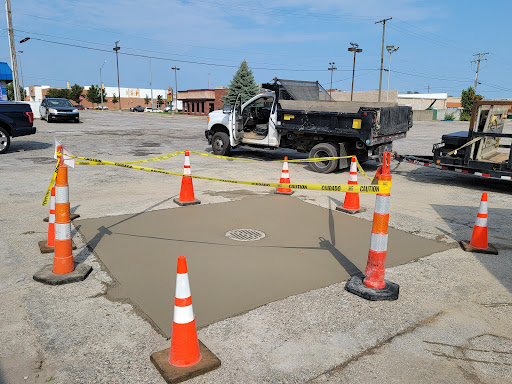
178, 87, 228, 116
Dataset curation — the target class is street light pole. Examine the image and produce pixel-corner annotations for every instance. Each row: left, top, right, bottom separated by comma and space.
100, 60, 107, 110
171, 66, 180, 111
113, 41, 121, 110
17, 50, 24, 97
386, 45, 399, 102
328, 62, 337, 97
149, 58, 154, 109
348, 42, 363, 101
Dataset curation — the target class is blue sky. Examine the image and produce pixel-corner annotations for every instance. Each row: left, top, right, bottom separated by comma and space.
1, 0, 511, 97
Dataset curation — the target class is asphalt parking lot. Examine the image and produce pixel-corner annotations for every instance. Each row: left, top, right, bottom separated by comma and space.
1, 110, 511, 383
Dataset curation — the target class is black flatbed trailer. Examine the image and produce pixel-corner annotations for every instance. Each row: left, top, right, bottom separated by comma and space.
395, 100, 512, 182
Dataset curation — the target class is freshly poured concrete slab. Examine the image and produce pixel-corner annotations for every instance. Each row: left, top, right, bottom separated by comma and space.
76, 195, 453, 337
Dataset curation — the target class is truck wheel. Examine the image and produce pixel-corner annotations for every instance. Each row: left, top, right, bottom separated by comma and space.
212, 132, 231, 156
309, 143, 339, 173
0, 127, 11, 154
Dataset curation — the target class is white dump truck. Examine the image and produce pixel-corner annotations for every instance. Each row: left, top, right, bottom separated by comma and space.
205, 79, 412, 173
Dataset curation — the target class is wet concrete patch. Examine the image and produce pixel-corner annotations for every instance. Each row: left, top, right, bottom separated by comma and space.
76, 195, 454, 337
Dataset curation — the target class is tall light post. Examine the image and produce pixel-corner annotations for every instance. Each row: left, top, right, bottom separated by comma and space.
113, 40, 121, 110
149, 58, 154, 109
100, 60, 107, 110
17, 50, 24, 97
171, 66, 180, 111
386, 45, 399, 102
348, 42, 363, 101
376, 17, 392, 102
328, 62, 337, 96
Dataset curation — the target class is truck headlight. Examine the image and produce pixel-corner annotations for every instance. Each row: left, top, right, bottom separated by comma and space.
49, 108, 57, 114
72, 109, 78, 113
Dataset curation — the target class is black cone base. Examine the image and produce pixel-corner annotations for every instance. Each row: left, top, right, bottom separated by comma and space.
345, 275, 399, 301
460, 240, 498, 255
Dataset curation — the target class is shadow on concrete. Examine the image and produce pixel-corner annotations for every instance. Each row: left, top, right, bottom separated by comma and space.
431, 203, 512, 293
8, 141, 52, 153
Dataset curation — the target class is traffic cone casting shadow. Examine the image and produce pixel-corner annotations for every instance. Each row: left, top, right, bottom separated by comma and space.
460, 192, 498, 255
336, 156, 366, 214
275, 156, 294, 195
345, 152, 399, 301
174, 151, 201, 206
34, 146, 92, 285
150, 256, 220, 383
39, 186, 77, 254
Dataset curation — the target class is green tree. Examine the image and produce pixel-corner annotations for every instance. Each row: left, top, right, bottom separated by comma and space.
144, 95, 150, 105
112, 93, 118, 105
156, 95, 164, 107
86, 84, 107, 106
69, 84, 84, 104
6, 83, 26, 100
460, 86, 483, 121
46, 88, 71, 99
221, 60, 259, 107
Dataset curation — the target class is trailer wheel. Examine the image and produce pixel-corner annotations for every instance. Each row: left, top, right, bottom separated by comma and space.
309, 143, 339, 173
212, 132, 231, 156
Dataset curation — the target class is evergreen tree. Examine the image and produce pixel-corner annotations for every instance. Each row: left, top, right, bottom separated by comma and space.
222, 60, 259, 106
86, 85, 107, 105
46, 88, 71, 99
460, 86, 483, 121
112, 93, 118, 104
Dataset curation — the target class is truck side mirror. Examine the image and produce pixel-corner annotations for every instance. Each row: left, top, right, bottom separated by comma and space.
223, 104, 231, 114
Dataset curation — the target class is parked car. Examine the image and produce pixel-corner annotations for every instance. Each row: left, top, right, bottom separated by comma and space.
144, 107, 153, 112
74, 105, 86, 110
163, 105, 172, 112
130, 105, 145, 112
40, 98, 79, 123
0, 101, 36, 154
95, 105, 109, 110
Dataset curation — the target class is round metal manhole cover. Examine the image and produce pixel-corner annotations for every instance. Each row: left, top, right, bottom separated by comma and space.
225, 229, 266, 242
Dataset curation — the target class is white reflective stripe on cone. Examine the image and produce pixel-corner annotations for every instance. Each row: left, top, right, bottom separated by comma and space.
349, 174, 357, 182
283, 162, 288, 171
184, 167, 191, 175
173, 304, 195, 324
374, 195, 390, 214
478, 201, 488, 214
350, 162, 357, 173
370, 233, 388, 252
184, 156, 190, 166
175, 273, 192, 299
475, 217, 488, 227
50, 196, 55, 210
281, 171, 288, 177
55, 186, 69, 203
54, 223, 71, 240
49, 214, 55, 224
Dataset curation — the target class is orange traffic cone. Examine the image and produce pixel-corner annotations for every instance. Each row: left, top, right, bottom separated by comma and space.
150, 256, 221, 382
337, 156, 365, 214
33, 145, 92, 285
460, 192, 498, 254
345, 152, 399, 301
39, 187, 56, 253
275, 156, 294, 195
174, 150, 201, 206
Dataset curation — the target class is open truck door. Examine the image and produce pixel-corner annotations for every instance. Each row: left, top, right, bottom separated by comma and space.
228, 94, 244, 144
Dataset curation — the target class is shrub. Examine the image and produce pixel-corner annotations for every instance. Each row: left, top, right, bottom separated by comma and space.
444, 112, 455, 121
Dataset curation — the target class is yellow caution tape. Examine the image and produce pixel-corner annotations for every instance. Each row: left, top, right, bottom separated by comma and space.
76, 150, 186, 165
42, 160, 60, 206
189, 151, 353, 163
59, 153, 391, 195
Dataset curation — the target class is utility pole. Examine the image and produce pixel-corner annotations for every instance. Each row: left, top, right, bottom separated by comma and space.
113, 41, 121, 110
471, 52, 488, 94
5, 0, 20, 101
376, 17, 392, 102
348, 42, 363, 101
100, 60, 107, 110
328, 62, 337, 96
17, 51, 24, 94
171, 67, 180, 111
427, 83, 430, 93
149, 58, 154, 109
386, 45, 399, 101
